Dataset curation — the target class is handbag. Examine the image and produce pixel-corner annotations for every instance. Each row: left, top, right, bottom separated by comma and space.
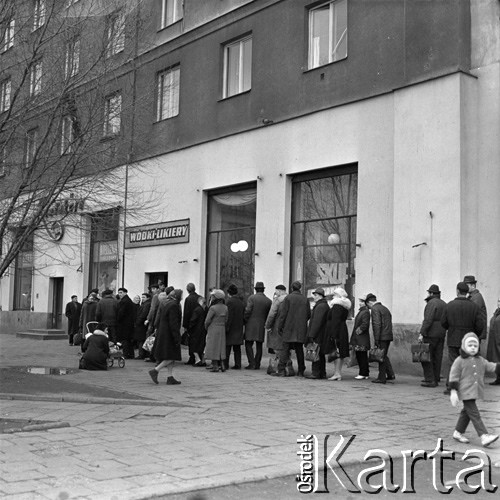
142, 334, 156, 352
305, 342, 320, 363
180, 331, 189, 346
346, 348, 358, 368
368, 347, 385, 363
411, 343, 431, 363
267, 356, 279, 375
73, 331, 83, 346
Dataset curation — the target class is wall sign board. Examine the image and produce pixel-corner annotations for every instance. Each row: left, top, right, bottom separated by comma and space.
125, 219, 190, 248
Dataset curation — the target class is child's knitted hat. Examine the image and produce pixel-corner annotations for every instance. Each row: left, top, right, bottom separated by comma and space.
461, 332, 479, 351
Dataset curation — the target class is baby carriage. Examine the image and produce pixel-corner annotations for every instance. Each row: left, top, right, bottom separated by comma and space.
84, 322, 125, 368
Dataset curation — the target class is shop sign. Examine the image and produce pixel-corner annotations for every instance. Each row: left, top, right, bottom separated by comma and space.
125, 219, 190, 248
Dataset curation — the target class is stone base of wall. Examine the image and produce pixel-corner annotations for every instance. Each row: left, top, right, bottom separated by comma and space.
0, 311, 53, 335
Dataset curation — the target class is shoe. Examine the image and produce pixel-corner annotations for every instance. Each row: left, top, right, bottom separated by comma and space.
69, 343, 74, 346
328, 374, 342, 381
209, 366, 221, 372
245, 365, 255, 370
271, 372, 286, 377
443, 388, 451, 395
231, 366, 241, 370
166, 376, 181, 385
254, 366, 260, 370
354, 375, 369, 380
184, 359, 195, 365
372, 379, 386, 384
387, 376, 396, 381
421, 382, 438, 388
453, 431, 470, 443
220, 364, 226, 373
194, 361, 206, 367
297, 371, 305, 377
481, 434, 499, 447
148, 369, 159, 385
205, 364, 214, 370
306, 374, 325, 380
489, 379, 500, 386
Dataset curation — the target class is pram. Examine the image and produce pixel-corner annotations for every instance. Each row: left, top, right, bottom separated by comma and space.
85, 322, 125, 369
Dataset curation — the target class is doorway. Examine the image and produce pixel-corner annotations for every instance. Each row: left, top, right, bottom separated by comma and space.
50, 277, 64, 329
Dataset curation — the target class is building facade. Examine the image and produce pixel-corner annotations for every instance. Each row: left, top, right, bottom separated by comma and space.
1, 0, 499, 368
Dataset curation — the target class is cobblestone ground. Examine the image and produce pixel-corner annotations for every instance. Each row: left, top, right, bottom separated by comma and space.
0, 335, 498, 499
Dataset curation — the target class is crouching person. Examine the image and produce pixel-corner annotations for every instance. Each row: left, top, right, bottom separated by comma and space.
80, 323, 110, 370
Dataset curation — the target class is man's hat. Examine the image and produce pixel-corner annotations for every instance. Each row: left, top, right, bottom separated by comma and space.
427, 284, 441, 294
365, 293, 377, 303
463, 275, 477, 284
254, 281, 265, 290
312, 287, 325, 297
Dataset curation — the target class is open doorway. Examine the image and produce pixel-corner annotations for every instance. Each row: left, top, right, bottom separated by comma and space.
49, 277, 64, 328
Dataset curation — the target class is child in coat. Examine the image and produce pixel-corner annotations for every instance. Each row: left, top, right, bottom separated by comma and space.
449, 332, 500, 447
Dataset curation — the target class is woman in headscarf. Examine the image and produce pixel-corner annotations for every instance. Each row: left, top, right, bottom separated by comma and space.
80, 322, 110, 370
204, 289, 228, 372
149, 288, 183, 385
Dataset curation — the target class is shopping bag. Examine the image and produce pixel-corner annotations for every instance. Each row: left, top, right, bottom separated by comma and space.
411, 343, 431, 363
267, 356, 279, 375
346, 348, 358, 368
73, 331, 83, 346
305, 342, 320, 362
368, 347, 385, 363
142, 335, 155, 352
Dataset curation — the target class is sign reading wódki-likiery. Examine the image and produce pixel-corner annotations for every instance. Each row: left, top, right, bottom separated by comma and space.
125, 219, 190, 248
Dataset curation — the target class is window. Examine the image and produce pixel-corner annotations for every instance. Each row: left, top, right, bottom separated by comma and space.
106, 10, 125, 57
65, 38, 80, 78
161, 0, 183, 29
157, 65, 180, 121
30, 60, 42, 96
0, 145, 6, 177
1, 18, 15, 52
308, 0, 347, 69
222, 36, 252, 99
0, 79, 11, 112
103, 93, 121, 136
61, 116, 75, 154
14, 235, 34, 310
25, 129, 38, 168
33, 0, 46, 31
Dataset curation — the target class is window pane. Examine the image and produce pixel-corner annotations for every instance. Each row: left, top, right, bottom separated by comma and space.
226, 43, 240, 97
158, 66, 180, 120
310, 5, 330, 68
241, 38, 252, 93
333, 0, 347, 61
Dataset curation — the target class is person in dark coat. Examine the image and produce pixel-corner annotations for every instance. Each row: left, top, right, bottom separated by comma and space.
79, 292, 99, 335
80, 323, 110, 370
225, 284, 245, 370
418, 284, 447, 387
188, 296, 208, 366
183, 283, 200, 365
244, 281, 272, 370
324, 287, 351, 381
350, 294, 371, 379
95, 289, 118, 342
265, 285, 287, 354
464, 275, 488, 341
306, 287, 330, 379
134, 293, 151, 359
366, 293, 395, 384
276, 281, 311, 377
117, 288, 136, 359
205, 289, 228, 372
149, 289, 183, 385
441, 281, 485, 394
65, 295, 82, 345
145, 283, 160, 334
486, 298, 500, 385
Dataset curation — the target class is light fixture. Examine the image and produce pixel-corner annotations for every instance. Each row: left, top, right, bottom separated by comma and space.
230, 240, 249, 253
328, 233, 340, 244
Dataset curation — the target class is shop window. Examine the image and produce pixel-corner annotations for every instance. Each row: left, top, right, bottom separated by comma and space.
308, 0, 347, 69
90, 209, 119, 294
206, 185, 256, 300
14, 235, 34, 310
291, 166, 357, 309
157, 65, 180, 121
222, 35, 252, 98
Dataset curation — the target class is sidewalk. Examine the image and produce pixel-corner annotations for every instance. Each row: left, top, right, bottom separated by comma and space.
0, 334, 499, 499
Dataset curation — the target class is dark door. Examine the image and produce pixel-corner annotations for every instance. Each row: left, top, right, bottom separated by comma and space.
51, 278, 64, 328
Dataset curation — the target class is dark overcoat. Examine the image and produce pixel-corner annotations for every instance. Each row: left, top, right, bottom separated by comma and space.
183, 291, 200, 330
265, 294, 287, 351
153, 298, 182, 362
226, 295, 245, 346
116, 294, 135, 342
307, 298, 330, 345
80, 332, 110, 370
468, 289, 488, 340
350, 305, 370, 349
96, 296, 118, 327
65, 301, 82, 335
441, 297, 484, 347
277, 290, 311, 344
487, 308, 500, 363
79, 299, 98, 332
188, 303, 207, 354
134, 298, 151, 342
244, 292, 272, 342
324, 298, 351, 358
371, 302, 393, 343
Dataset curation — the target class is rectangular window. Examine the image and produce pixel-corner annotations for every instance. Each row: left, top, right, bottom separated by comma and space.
103, 93, 121, 136
65, 38, 80, 78
61, 116, 75, 154
25, 129, 38, 168
223, 35, 252, 99
0, 145, 6, 177
30, 60, 42, 96
308, 0, 347, 69
106, 11, 125, 58
161, 0, 183, 29
33, 0, 46, 31
14, 236, 34, 310
0, 79, 11, 112
2, 18, 15, 52
157, 65, 180, 121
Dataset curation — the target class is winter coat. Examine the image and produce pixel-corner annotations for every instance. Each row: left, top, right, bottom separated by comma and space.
147, 291, 161, 325
307, 298, 330, 346
96, 295, 118, 327
226, 295, 245, 346
277, 290, 311, 344
441, 297, 484, 347
134, 298, 151, 342
153, 298, 182, 362
80, 330, 110, 370
350, 305, 371, 349
205, 302, 228, 360
265, 294, 287, 351
324, 297, 351, 358
65, 301, 82, 335
79, 299, 98, 333
419, 296, 447, 339
188, 303, 207, 354
244, 292, 272, 342
486, 308, 500, 363
370, 302, 393, 343
183, 291, 200, 330
449, 352, 500, 400
468, 289, 488, 340
116, 294, 135, 342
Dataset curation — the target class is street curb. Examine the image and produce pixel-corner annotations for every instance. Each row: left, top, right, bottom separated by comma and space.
2, 421, 70, 434
0, 393, 182, 406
